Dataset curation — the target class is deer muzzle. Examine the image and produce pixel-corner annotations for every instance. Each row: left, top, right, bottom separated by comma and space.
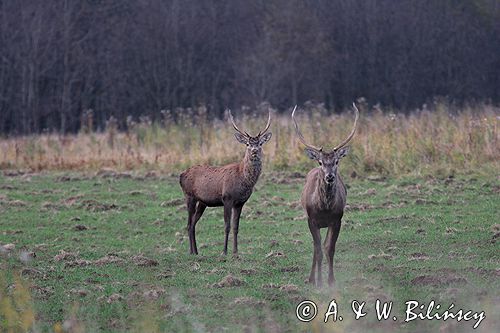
325, 173, 335, 184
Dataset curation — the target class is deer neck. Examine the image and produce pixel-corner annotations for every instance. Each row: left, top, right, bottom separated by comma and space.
317, 175, 337, 209
241, 153, 262, 187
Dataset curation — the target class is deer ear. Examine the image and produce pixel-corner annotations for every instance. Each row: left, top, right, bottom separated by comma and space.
259, 132, 272, 145
234, 132, 248, 145
304, 147, 320, 160
337, 146, 350, 158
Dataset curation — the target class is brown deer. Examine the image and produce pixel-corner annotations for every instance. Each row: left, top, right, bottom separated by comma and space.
179, 111, 272, 255
292, 103, 359, 287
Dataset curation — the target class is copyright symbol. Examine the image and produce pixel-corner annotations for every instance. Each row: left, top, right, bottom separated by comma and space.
296, 300, 317, 322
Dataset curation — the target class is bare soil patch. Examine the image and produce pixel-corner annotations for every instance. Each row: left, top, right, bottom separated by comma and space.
211, 274, 245, 288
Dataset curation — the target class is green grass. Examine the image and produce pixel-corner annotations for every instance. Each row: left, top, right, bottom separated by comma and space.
0, 171, 499, 332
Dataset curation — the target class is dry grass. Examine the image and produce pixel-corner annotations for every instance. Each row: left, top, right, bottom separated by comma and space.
0, 102, 498, 176
0, 273, 35, 332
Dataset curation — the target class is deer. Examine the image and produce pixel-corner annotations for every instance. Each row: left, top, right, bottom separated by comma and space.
179, 110, 272, 256
292, 103, 359, 287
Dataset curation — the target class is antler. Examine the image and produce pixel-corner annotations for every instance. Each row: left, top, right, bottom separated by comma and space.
258, 110, 272, 136
332, 102, 359, 151
228, 108, 272, 137
227, 109, 249, 137
291, 105, 323, 152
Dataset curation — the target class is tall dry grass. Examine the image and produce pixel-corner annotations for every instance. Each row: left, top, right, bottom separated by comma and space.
0, 102, 498, 177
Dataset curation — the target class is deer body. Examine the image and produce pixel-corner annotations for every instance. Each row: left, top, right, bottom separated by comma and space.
293, 104, 359, 287
180, 161, 259, 207
302, 168, 346, 226
179, 111, 271, 255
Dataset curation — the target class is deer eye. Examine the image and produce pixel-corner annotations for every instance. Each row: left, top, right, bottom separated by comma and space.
318, 161, 323, 166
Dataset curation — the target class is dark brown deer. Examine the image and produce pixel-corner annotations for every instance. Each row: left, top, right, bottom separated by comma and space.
179, 111, 272, 255
292, 103, 359, 287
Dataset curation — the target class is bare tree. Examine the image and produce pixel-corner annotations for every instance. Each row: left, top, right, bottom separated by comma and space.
0, 0, 498, 134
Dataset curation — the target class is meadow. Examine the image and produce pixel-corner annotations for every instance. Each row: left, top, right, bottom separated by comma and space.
1, 170, 499, 332
0, 103, 499, 332
0, 102, 498, 177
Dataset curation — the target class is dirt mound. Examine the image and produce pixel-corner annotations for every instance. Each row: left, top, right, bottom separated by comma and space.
54, 250, 78, 262
265, 251, 286, 259
94, 255, 125, 266
74, 224, 88, 231
280, 266, 300, 272
212, 274, 245, 288
368, 252, 394, 260
142, 288, 166, 300
411, 274, 468, 287
409, 252, 429, 261
240, 269, 257, 275
65, 259, 92, 268
232, 297, 265, 306
131, 254, 159, 267
279, 284, 299, 293
100, 293, 124, 304
79, 199, 119, 212
160, 198, 185, 207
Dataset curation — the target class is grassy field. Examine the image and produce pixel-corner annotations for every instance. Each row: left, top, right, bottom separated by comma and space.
1, 170, 499, 332
1, 103, 498, 177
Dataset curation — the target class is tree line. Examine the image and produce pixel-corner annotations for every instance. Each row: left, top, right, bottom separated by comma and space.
0, 0, 499, 134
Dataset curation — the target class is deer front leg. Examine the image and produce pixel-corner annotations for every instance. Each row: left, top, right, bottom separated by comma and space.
324, 223, 341, 286
186, 196, 197, 255
231, 204, 243, 255
222, 204, 232, 255
308, 221, 322, 286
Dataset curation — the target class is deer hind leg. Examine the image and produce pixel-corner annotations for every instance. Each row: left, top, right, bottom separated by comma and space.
189, 201, 207, 255
186, 196, 197, 254
324, 223, 341, 287
308, 221, 322, 286
231, 204, 243, 255
222, 204, 232, 255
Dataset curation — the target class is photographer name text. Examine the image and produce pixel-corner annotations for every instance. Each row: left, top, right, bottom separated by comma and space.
295, 299, 485, 329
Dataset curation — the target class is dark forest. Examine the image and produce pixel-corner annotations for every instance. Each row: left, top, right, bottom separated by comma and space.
0, 0, 499, 134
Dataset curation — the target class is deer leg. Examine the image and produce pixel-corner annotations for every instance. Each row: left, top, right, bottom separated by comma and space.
186, 196, 197, 254
308, 221, 322, 286
222, 204, 232, 255
324, 223, 341, 286
231, 204, 243, 255
189, 201, 207, 255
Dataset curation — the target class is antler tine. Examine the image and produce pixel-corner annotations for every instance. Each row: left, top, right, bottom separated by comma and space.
333, 102, 360, 151
227, 109, 249, 137
291, 105, 322, 151
258, 109, 272, 136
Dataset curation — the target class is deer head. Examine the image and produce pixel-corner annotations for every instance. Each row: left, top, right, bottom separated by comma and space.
228, 110, 272, 163
292, 103, 359, 184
